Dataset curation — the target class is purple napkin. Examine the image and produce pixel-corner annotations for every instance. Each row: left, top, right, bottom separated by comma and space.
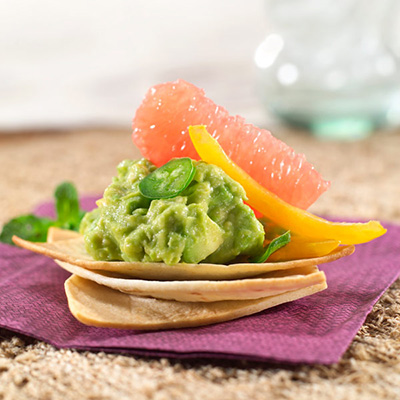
0, 197, 399, 365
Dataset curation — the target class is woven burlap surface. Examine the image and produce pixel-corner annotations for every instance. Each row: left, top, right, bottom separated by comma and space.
0, 128, 399, 400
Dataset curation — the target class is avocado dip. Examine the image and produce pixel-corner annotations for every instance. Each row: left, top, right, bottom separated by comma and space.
80, 158, 264, 265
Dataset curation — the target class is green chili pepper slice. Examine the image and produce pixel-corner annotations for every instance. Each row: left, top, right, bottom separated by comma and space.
251, 230, 291, 263
139, 158, 196, 199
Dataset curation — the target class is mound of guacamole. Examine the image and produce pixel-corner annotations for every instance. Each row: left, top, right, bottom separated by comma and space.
80, 159, 264, 265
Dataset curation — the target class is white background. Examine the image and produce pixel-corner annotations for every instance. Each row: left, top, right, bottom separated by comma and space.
0, 0, 269, 130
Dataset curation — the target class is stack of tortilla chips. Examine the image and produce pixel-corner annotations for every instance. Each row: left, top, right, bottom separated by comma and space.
13, 229, 353, 330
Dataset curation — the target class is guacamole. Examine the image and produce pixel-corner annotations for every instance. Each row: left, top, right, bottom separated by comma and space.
80, 159, 264, 264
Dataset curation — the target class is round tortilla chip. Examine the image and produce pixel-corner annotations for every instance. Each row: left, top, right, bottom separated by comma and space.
47, 227, 81, 242
65, 274, 328, 330
13, 231, 354, 281
56, 259, 326, 302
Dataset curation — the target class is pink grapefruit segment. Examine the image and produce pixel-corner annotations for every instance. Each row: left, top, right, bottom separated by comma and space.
132, 79, 330, 209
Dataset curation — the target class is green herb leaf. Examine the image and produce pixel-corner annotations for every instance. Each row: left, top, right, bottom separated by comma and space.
54, 181, 82, 231
251, 230, 291, 263
0, 181, 86, 246
0, 214, 54, 245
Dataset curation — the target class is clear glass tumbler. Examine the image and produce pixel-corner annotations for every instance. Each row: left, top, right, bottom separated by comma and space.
254, 0, 400, 139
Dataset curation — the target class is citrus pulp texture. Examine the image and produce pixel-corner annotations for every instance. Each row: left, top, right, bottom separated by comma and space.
132, 79, 330, 209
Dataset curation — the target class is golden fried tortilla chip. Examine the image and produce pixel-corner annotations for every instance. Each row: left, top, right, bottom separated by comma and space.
65, 274, 327, 330
13, 231, 354, 281
55, 259, 326, 302
47, 227, 80, 242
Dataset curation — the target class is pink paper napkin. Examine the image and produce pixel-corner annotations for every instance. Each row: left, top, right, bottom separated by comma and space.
0, 197, 398, 364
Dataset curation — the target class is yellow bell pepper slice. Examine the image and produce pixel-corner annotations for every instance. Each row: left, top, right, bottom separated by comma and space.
188, 125, 386, 245
267, 239, 340, 262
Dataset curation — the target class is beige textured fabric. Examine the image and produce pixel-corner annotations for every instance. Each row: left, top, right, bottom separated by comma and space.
1, 128, 399, 399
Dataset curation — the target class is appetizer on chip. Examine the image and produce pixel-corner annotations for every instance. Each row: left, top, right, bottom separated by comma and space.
13, 80, 386, 330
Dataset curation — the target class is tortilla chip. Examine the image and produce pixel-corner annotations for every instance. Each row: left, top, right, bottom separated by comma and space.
13, 232, 354, 281
47, 227, 80, 242
55, 259, 326, 302
65, 274, 328, 330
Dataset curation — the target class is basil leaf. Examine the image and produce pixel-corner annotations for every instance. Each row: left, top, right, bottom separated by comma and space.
0, 214, 54, 245
251, 231, 291, 263
0, 181, 86, 246
54, 182, 82, 231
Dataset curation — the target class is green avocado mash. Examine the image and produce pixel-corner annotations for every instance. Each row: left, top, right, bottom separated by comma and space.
80, 158, 264, 265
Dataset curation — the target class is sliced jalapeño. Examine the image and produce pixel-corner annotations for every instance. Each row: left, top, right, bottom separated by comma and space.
139, 158, 196, 199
